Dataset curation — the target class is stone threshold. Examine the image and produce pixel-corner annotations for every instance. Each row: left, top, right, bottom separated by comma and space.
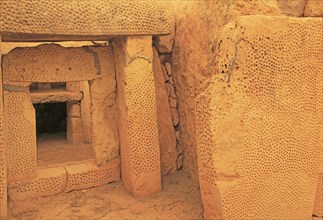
8, 159, 120, 201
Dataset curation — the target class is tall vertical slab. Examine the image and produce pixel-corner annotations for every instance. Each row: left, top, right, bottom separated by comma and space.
196, 16, 323, 219
113, 36, 161, 196
3, 89, 36, 181
0, 35, 8, 219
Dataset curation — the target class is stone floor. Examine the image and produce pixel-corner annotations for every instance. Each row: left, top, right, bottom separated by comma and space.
9, 170, 203, 220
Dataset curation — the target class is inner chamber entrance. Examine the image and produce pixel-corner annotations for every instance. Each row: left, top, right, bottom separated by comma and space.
32, 83, 94, 167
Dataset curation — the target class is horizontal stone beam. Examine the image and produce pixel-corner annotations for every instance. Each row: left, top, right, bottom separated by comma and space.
30, 89, 82, 103
1, 0, 174, 41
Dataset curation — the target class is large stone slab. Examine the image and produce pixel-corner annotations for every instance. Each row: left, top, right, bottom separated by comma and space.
1, 0, 174, 41
4, 90, 37, 181
196, 16, 323, 219
3, 44, 97, 83
88, 46, 119, 165
114, 36, 161, 197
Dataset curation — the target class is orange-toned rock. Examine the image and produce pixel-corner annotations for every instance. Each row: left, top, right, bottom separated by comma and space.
196, 15, 322, 219
113, 36, 161, 197
304, 0, 323, 17
153, 47, 178, 175
3, 90, 36, 181
277, 0, 307, 16
313, 173, 323, 217
65, 160, 120, 192
155, 31, 175, 54
0, 35, 8, 219
8, 167, 67, 200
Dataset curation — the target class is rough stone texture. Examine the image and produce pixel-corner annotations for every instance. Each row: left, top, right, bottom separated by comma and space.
172, 0, 281, 184
0, 35, 8, 219
67, 103, 81, 118
65, 159, 120, 192
67, 117, 85, 144
30, 89, 82, 103
195, 16, 322, 219
3, 90, 37, 181
304, 0, 323, 17
113, 36, 161, 197
80, 81, 92, 143
3, 45, 96, 83
88, 46, 119, 166
8, 167, 67, 200
1, 0, 174, 41
277, 0, 308, 16
313, 173, 323, 217
9, 171, 202, 220
155, 31, 175, 54
153, 47, 178, 175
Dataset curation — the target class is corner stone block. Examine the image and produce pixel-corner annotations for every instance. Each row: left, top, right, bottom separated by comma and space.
114, 36, 161, 197
196, 16, 322, 219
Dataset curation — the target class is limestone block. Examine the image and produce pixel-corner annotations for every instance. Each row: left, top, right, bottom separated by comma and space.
66, 82, 81, 92
80, 81, 92, 143
67, 132, 84, 145
313, 173, 323, 217
65, 159, 120, 192
155, 31, 175, 53
277, 0, 307, 16
4, 90, 37, 181
67, 103, 81, 118
87, 46, 119, 165
196, 16, 323, 219
113, 36, 161, 196
3, 45, 96, 83
1, 0, 173, 41
153, 47, 178, 175
8, 167, 67, 201
67, 117, 83, 134
0, 35, 8, 219
304, 0, 323, 17
30, 89, 82, 104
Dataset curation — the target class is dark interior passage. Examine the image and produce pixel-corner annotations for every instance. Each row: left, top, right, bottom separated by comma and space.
34, 103, 67, 135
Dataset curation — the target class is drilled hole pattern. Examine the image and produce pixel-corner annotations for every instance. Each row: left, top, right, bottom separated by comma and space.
4, 91, 37, 180
3, 44, 96, 83
66, 162, 119, 191
197, 16, 322, 219
1, 0, 173, 36
124, 42, 160, 176
9, 174, 65, 199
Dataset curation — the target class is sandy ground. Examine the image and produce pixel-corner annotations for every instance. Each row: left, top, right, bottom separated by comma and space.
9, 170, 203, 220
37, 133, 94, 167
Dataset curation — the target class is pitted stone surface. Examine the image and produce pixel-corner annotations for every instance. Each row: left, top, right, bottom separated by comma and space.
196, 16, 323, 219
3, 44, 96, 83
4, 91, 37, 181
1, 0, 174, 41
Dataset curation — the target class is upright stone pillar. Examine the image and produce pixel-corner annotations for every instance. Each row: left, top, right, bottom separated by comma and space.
113, 36, 161, 197
0, 35, 8, 219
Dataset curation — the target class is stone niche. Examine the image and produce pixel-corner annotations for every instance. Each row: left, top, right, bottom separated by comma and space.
0, 1, 174, 218
3, 44, 121, 198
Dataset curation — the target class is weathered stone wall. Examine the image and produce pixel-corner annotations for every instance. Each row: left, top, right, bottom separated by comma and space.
196, 16, 322, 219
172, 0, 323, 184
1, 0, 173, 41
171, 0, 323, 218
